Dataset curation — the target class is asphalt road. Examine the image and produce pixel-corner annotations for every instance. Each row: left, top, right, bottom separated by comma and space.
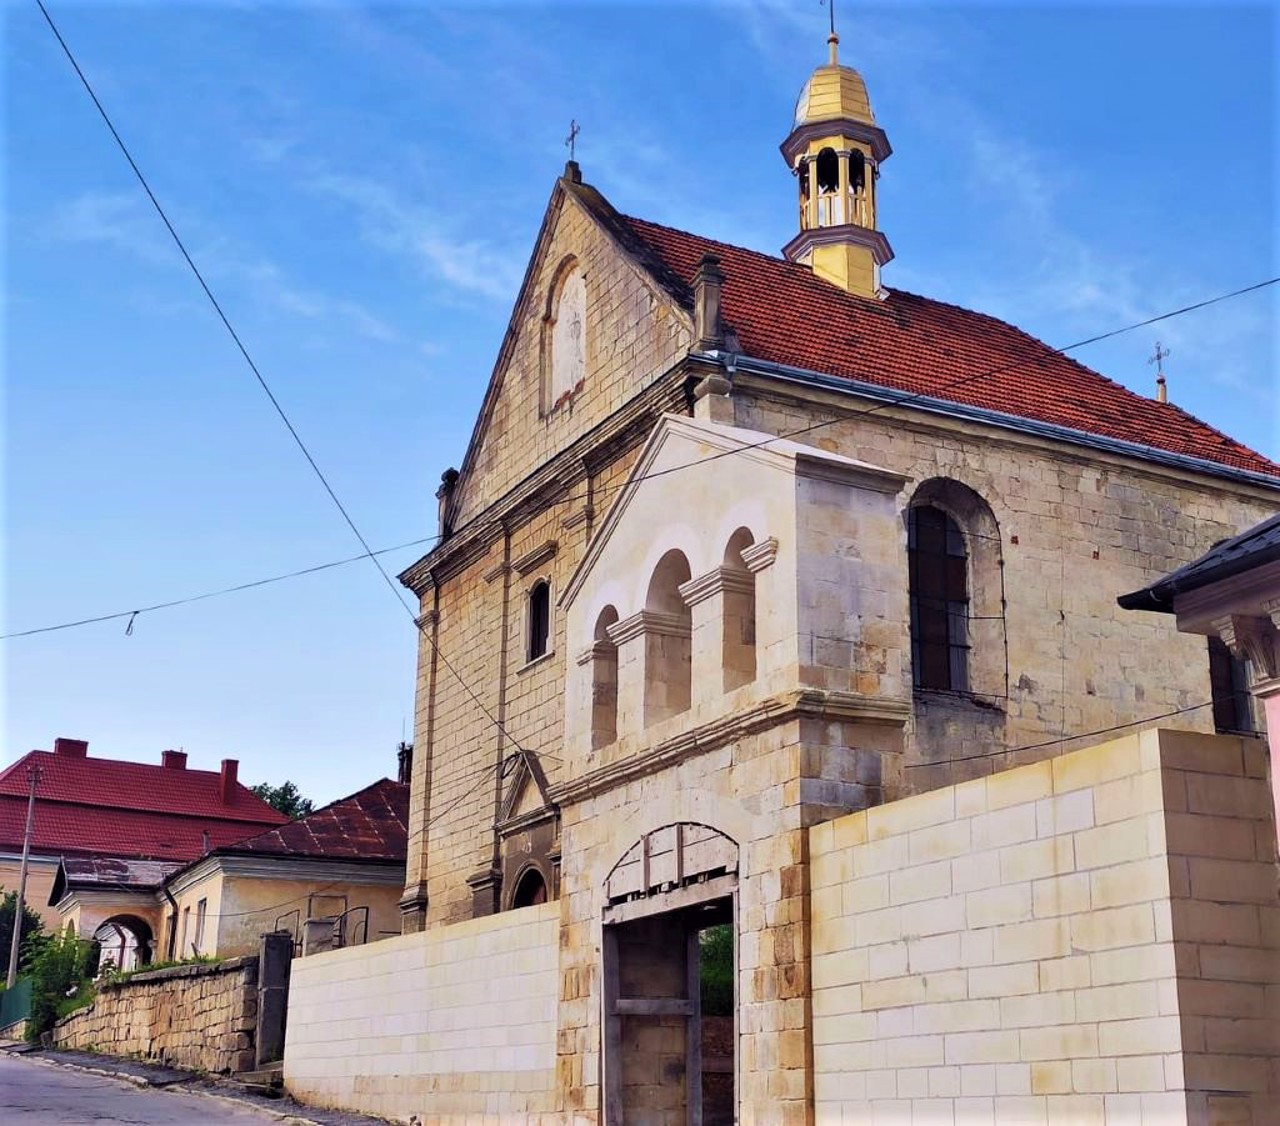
0, 1053, 288, 1124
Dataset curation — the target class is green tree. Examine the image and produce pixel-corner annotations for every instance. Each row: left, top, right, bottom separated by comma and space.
0, 889, 47, 973
699, 923, 734, 1017
251, 780, 314, 819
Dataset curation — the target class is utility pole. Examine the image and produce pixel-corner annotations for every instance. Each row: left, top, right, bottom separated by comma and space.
6, 764, 41, 989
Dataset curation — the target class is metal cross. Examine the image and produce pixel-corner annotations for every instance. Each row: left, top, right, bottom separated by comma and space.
1148, 341, 1170, 376
565, 119, 580, 161
822, 0, 836, 37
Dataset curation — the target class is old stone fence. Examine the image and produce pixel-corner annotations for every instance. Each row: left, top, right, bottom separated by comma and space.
52, 955, 258, 1074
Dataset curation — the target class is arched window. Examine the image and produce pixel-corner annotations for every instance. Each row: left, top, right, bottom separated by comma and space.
644, 549, 692, 725
908, 505, 969, 691
528, 580, 551, 662
815, 147, 839, 194
512, 867, 548, 908
850, 149, 866, 195
723, 528, 757, 691
592, 606, 620, 748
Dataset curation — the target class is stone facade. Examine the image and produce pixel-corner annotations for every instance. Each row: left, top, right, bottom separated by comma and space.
383, 164, 1279, 1123
53, 955, 259, 1074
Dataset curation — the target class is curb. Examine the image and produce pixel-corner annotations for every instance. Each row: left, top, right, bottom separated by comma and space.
7, 1049, 324, 1124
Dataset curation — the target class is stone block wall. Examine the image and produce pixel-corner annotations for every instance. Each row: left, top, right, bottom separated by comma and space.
52, 955, 258, 1074
283, 902, 559, 1122
809, 728, 1280, 1124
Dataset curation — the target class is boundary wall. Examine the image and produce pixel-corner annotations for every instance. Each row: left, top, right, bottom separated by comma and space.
52, 955, 258, 1073
284, 900, 559, 1122
810, 728, 1280, 1124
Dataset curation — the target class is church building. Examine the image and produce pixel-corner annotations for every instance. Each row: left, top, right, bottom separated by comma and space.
284, 29, 1280, 1125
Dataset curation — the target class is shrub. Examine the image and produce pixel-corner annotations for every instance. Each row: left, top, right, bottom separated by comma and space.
27, 930, 99, 1041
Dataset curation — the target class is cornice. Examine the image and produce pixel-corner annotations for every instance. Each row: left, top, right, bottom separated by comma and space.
728, 363, 1280, 500
513, 539, 558, 576
741, 537, 780, 573
400, 371, 688, 595
782, 224, 895, 268
607, 609, 691, 646
548, 688, 909, 806
780, 118, 892, 164
678, 566, 755, 607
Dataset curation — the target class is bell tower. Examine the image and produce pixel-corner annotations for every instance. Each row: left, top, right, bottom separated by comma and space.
781, 30, 893, 299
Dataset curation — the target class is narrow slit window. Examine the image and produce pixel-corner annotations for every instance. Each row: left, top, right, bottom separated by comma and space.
528, 581, 551, 661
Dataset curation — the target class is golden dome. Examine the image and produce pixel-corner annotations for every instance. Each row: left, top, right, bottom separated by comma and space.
793, 36, 876, 127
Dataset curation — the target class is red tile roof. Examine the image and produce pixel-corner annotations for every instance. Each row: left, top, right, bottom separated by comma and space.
617, 213, 1278, 478
220, 778, 408, 863
0, 749, 287, 861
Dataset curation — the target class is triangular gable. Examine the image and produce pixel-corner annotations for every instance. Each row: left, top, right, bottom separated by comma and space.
499, 753, 553, 827
560, 412, 902, 611
442, 176, 696, 532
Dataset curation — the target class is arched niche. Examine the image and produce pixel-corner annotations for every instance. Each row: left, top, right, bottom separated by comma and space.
542, 256, 587, 413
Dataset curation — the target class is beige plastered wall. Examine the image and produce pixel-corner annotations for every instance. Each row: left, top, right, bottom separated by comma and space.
167, 866, 404, 958
0, 854, 61, 930
283, 901, 560, 1122
810, 727, 1280, 1124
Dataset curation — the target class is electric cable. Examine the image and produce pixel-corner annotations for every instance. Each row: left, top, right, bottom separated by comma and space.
35, 0, 549, 766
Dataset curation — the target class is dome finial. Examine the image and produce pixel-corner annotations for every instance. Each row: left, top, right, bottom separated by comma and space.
823, 0, 838, 62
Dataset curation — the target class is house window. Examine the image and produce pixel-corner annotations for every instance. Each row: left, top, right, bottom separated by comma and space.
180, 906, 190, 956
1209, 637, 1255, 734
528, 580, 551, 662
909, 505, 970, 692
194, 898, 208, 954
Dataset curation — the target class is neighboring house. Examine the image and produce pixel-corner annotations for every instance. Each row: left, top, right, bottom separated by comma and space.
1120, 512, 1279, 824
50, 774, 410, 964
282, 28, 1280, 1124
0, 737, 286, 954
159, 777, 409, 960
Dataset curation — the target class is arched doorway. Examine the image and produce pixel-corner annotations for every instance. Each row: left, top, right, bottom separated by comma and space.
602, 823, 739, 1125
92, 915, 154, 972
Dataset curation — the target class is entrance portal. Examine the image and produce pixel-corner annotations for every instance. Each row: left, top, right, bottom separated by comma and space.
602, 823, 738, 1125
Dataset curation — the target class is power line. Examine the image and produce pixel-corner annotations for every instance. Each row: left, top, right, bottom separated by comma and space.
35, 0, 414, 620
35, 0, 547, 767
903, 695, 1224, 768
1, 535, 442, 640
573, 276, 1280, 507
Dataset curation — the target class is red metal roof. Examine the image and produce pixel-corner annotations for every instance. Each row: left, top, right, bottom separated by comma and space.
620, 214, 1278, 478
223, 778, 408, 863
0, 749, 287, 860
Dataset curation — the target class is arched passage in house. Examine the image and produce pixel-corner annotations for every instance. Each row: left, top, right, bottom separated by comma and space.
93, 915, 154, 972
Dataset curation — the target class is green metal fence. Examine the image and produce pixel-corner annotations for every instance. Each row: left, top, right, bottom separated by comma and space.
0, 977, 33, 1031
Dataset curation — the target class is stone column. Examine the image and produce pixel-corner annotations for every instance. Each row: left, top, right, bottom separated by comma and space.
680, 566, 757, 701
608, 610, 693, 732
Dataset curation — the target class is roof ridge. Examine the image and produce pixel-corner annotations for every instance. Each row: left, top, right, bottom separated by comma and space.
616, 209, 1278, 478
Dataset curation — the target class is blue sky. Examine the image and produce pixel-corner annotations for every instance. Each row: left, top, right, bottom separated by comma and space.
4, 1, 1275, 804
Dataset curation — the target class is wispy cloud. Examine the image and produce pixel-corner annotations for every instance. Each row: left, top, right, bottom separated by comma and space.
305, 172, 523, 301
49, 191, 401, 343
50, 191, 173, 265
